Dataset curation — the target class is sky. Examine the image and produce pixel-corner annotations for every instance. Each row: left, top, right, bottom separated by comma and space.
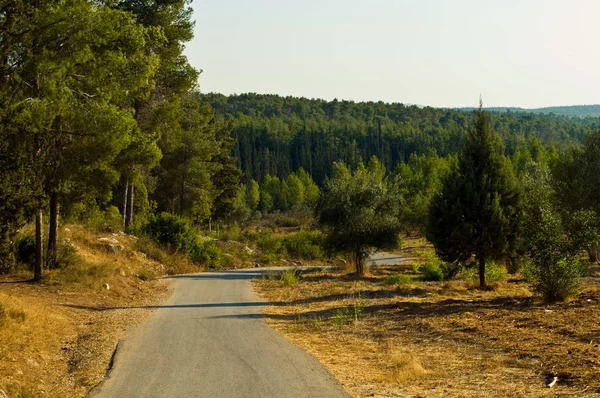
185, 0, 600, 108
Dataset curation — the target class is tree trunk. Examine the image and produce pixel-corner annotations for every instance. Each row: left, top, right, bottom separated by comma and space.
478, 255, 486, 288
47, 192, 59, 269
587, 244, 599, 263
122, 179, 129, 228
355, 249, 365, 278
34, 208, 44, 282
125, 183, 134, 228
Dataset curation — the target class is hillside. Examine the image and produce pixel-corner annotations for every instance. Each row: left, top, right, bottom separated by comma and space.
202, 93, 600, 184
456, 104, 600, 118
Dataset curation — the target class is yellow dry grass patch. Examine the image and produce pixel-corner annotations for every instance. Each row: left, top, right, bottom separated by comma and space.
0, 225, 175, 397
0, 292, 73, 396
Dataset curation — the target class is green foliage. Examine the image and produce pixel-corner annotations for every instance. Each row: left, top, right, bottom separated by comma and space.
428, 106, 521, 287
16, 235, 36, 269
280, 269, 302, 285
316, 157, 403, 276
416, 250, 446, 281
524, 257, 584, 302
456, 262, 507, 284
521, 163, 586, 302
282, 231, 325, 260
205, 93, 599, 187
190, 240, 223, 269
396, 151, 454, 233
383, 274, 413, 285
143, 213, 197, 253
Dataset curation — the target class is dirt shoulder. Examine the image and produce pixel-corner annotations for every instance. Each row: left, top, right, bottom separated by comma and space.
253, 242, 600, 398
0, 227, 174, 397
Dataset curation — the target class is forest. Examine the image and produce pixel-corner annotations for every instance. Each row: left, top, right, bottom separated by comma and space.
203, 93, 600, 185
0, 0, 240, 279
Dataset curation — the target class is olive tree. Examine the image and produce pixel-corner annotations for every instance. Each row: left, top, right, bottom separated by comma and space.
315, 157, 403, 277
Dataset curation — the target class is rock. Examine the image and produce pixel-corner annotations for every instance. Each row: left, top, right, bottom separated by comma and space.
244, 246, 254, 254
114, 268, 126, 277
254, 263, 259, 268
98, 237, 120, 244
102, 283, 110, 290
109, 244, 125, 253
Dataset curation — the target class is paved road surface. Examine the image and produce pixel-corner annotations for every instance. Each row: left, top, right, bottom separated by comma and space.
367, 252, 406, 266
93, 268, 349, 398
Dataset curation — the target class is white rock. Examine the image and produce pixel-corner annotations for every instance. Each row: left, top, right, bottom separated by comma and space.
102, 283, 110, 290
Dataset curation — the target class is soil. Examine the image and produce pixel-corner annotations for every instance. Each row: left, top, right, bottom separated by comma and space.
253, 240, 600, 398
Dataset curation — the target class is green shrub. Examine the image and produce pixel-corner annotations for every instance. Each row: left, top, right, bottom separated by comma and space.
280, 269, 301, 285
456, 261, 507, 284
143, 213, 197, 253
383, 274, 412, 285
137, 270, 152, 281
190, 240, 222, 268
70, 203, 123, 232
417, 250, 445, 281
282, 231, 324, 260
524, 256, 584, 302
16, 235, 36, 268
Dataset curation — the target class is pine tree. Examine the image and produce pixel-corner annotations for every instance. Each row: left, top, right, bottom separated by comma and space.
427, 104, 521, 287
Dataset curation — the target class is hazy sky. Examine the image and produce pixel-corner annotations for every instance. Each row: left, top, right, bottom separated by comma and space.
185, 0, 600, 108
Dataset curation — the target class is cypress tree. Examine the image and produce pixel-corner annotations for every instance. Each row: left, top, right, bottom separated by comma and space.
427, 103, 520, 287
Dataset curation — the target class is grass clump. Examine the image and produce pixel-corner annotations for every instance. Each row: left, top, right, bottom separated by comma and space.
383, 274, 413, 286
456, 261, 507, 285
280, 269, 302, 285
331, 293, 365, 324
415, 250, 445, 281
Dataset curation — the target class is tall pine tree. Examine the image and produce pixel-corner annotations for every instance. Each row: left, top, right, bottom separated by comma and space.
427, 103, 520, 287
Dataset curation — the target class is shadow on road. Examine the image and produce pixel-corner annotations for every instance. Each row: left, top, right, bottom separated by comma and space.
62, 301, 269, 312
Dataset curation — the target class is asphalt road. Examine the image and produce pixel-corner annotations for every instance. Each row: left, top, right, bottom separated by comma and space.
93, 268, 350, 398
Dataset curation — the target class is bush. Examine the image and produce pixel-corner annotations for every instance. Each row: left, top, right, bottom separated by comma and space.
16, 235, 36, 268
383, 274, 413, 285
70, 203, 123, 232
282, 231, 324, 260
190, 240, 222, 269
416, 250, 445, 281
456, 261, 507, 284
524, 256, 584, 302
143, 213, 197, 253
280, 269, 301, 285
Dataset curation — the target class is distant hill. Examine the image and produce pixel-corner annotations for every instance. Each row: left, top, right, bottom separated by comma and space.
456, 105, 600, 118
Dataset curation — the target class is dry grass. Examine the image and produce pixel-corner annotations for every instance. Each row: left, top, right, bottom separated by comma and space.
0, 225, 175, 397
253, 237, 600, 398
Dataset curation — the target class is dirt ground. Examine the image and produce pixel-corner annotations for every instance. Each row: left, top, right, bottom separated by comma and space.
0, 227, 173, 397
254, 240, 600, 398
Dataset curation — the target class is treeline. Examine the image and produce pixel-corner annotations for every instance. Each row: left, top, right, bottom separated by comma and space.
0, 1, 241, 278
314, 107, 600, 301
202, 93, 600, 185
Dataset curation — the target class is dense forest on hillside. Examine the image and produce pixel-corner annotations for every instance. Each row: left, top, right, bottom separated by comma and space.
457, 104, 600, 118
202, 93, 600, 184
